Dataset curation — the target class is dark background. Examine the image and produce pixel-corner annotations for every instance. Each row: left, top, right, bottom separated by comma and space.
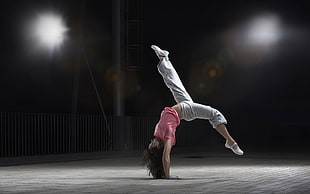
1, 0, 310, 150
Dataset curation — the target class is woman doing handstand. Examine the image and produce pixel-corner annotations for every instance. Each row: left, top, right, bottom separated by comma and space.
143, 45, 244, 179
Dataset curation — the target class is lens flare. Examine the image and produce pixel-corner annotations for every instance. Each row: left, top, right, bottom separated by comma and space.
189, 60, 223, 96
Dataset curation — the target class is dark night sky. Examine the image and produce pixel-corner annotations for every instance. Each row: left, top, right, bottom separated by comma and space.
1, 0, 310, 129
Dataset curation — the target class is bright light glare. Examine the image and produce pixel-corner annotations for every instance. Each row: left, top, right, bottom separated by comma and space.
247, 14, 280, 46
32, 13, 68, 51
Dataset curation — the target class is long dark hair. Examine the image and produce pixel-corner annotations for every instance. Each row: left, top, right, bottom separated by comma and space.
142, 147, 164, 178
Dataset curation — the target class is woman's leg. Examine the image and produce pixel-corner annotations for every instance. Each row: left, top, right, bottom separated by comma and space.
216, 124, 235, 144
184, 101, 244, 155
216, 124, 243, 155
181, 101, 227, 125
152, 45, 193, 104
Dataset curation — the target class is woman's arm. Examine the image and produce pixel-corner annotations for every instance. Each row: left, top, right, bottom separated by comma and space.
162, 139, 173, 179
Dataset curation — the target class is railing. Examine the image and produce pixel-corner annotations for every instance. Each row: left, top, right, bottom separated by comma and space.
0, 112, 216, 157
0, 112, 114, 157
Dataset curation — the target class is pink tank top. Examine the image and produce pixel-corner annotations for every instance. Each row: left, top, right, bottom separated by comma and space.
154, 107, 180, 145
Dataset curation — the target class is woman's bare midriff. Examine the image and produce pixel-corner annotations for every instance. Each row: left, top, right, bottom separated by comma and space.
172, 104, 183, 120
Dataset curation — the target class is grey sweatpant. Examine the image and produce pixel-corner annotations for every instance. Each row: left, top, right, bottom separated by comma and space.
157, 58, 227, 128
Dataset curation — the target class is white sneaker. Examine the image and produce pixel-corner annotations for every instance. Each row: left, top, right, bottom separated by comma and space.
151, 45, 169, 57
225, 141, 244, 155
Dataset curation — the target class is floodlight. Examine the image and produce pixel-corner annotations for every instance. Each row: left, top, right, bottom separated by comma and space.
246, 14, 280, 46
30, 13, 68, 52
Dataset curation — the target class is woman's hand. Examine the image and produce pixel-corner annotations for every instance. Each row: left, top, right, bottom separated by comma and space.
169, 175, 180, 180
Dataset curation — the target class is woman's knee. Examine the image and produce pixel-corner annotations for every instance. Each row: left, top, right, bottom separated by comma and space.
209, 110, 227, 129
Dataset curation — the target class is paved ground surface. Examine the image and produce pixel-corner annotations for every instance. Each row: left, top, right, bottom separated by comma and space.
1, 151, 310, 194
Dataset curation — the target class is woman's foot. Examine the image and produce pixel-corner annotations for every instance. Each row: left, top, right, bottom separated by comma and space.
151, 45, 169, 59
225, 141, 244, 155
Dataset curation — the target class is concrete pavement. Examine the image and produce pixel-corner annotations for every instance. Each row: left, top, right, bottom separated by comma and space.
1, 151, 310, 193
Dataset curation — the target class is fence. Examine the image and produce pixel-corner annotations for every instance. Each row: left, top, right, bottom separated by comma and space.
0, 112, 218, 157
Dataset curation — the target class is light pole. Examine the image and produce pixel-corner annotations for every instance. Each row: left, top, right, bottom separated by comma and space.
112, 0, 125, 117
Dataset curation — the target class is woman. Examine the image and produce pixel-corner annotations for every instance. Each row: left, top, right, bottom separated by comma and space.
143, 45, 244, 179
